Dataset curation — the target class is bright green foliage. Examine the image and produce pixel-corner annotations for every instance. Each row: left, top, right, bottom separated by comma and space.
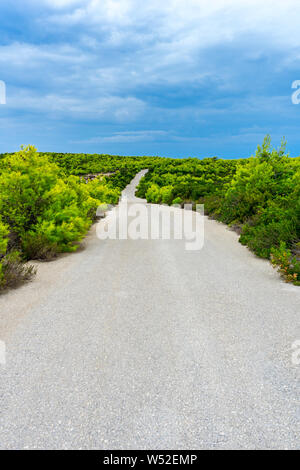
145, 184, 174, 205
0, 219, 9, 287
0, 146, 126, 267
0, 147, 94, 257
145, 184, 162, 204
0, 220, 9, 255
0, 138, 299, 288
135, 136, 300, 284
0, 146, 61, 237
221, 138, 299, 265
85, 177, 120, 205
0, 218, 36, 291
271, 242, 300, 285
136, 157, 238, 203
22, 176, 93, 257
172, 197, 183, 206
221, 138, 295, 224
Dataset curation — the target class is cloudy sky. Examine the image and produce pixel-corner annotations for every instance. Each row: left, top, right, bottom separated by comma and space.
0, 0, 300, 157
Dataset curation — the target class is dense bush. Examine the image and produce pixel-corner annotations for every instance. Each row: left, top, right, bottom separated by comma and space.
0, 251, 36, 291
136, 136, 300, 284
0, 147, 101, 257
0, 219, 9, 287
271, 242, 300, 286
0, 219, 9, 255
0, 146, 130, 290
0, 218, 36, 291
220, 139, 299, 275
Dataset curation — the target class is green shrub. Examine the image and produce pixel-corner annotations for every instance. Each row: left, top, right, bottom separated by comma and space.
239, 204, 298, 258
201, 194, 223, 218
271, 242, 300, 285
0, 146, 60, 238
172, 197, 183, 206
0, 251, 36, 292
21, 232, 58, 261
133, 135, 300, 285
0, 147, 106, 259
0, 220, 9, 288
0, 146, 126, 266
0, 147, 139, 289
1, 141, 299, 289
86, 177, 120, 205
0, 220, 9, 255
145, 184, 162, 203
160, 186, 174, 205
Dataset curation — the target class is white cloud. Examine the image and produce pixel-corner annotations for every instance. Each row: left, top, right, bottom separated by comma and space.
73, 130, 169, 143
38, 0, 85, 9
0, 42, 87, 67
6, 87, 146, 122
43, 0, 300, 50
30, 0, 300, 97
4, 1, 300, 93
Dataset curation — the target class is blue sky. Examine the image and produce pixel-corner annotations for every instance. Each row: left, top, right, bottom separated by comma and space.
0, 0, 300, 158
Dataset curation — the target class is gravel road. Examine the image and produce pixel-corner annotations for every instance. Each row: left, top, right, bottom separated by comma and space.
0, 171, 299, 449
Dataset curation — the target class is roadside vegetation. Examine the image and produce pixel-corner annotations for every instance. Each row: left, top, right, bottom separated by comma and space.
136, 136, 300, 285
0, 136, 299, 290
0, 146, 146, 291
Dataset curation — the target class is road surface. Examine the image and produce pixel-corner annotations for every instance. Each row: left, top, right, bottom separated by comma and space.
0, 171, 299, 449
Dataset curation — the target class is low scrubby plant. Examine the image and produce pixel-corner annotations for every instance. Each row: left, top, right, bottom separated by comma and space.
0, 146, 110, 260
271, 242, 300, 285
0, 220, 36, 292
0, 251, 36, 291
0, 146, 126, 289
134, 135, 300, 285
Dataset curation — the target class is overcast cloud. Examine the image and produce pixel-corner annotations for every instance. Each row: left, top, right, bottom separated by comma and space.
0, 0, 300, 157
